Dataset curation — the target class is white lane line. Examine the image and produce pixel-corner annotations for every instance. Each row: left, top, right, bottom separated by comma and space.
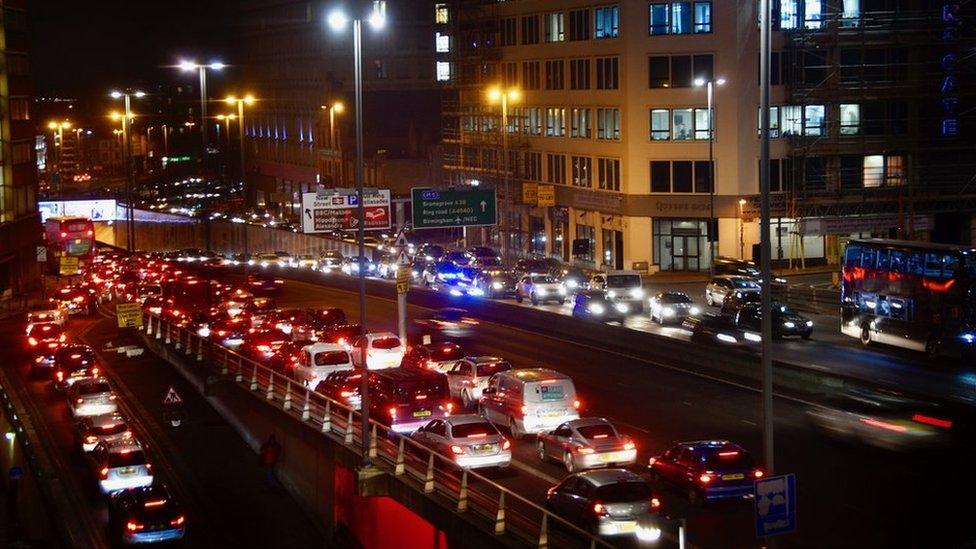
609, 418, 650, 434
509, 459, 561, 485
740, 419, 757, 426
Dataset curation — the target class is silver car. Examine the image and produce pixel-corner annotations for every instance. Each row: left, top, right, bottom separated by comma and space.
536, 418, 637, 472
67, 377, 118, 418
410, 415, 512, 470
74, 412, 132, 453
445, 357, 513, 409
545, 469, 662, 541
515, 275, 567, 305
704, 275, 760, 307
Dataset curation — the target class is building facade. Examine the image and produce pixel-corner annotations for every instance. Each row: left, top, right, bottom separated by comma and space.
439, 0, 975, 271
0, 0, 41, 299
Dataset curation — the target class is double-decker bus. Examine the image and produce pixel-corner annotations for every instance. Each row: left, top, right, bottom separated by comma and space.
840, 239, 975, 358
44, 216, 96, 275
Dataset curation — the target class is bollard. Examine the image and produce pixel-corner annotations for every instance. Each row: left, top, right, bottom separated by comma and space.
494, 492, 506, 535
184, 332, 191, 355
235, 356, 243, 382
321, 400, 332, 433
283, 381, 292, 411
394, 438, 405, 476
424, 452, 435, 493
174, 327, 181, 350
679, 518, 686, 549
196, 336, 203, 362
146, 316, 153, 336
537, 513, 548, 549
250, 364, 258, 391
344, 409, 354, 444
301, 393, 310, 421
164, 323, 171, 344
368, 424, 377, 459
266, 372, 275, 400
457, 469, 468, 512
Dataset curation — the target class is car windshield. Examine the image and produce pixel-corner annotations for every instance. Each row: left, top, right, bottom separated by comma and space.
606, 275, 641, 288
109, 450, 147, 468
476, 361, 512, 377
660, 293, 692, 304
371, 337, 401, 350
577, 424, 617, 439
95, 422, 128, 435
594, 481, 651, 502
79, 381, 112, 395
700, 449, 756, 470
452, 422, 495, 438
314, 351, 350, 366
393, 379, 448, 403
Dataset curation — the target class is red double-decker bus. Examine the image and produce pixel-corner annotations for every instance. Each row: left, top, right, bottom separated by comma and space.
44, 216, 96, 274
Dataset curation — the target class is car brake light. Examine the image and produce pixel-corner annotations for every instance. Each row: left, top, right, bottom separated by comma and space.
126, 521, 144, 532
256, 345, 272, 353
446, 402, 454, 413
573, 399, 581, 410
389, 407, 397, 417
503, 439, 511, 450
718, 450, 740, 457
56, 371, 64, 381
520, 405, 528, 415
109, 395, 117, 401
415, 394, 428, 400
92, 367, 98, 376
340, 390, 355, 398
577, 447, 595, 454
650, 497, 662, 511
170, 515, 185, 527
60, 334, 67, 342
698, 473, 713, 484
27, 337, 38, 346
337, 338, 346, 346
60, 231, 67, 238
753, 469, 764, 479
450, 445, 465, 455
76, 398, 84, 404
912, 414, 953, 429
624, 441, 636, 451
145, 462, 152, 471
100, 467, 109, 479
274, 279, 284, 284
85, 435, 97, 444
144, 499, 166, 508
593, 502, 607, 515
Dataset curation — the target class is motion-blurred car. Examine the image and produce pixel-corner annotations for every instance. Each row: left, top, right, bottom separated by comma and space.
537, 418, 637, 472
314, 370, 363, 410
713, 256, 760, 278
51, 285, 98, 315
684, 314, 762, 351
207, 316, 249, 348
108, 484, 186, 545
411, 415, 511, 470
318, 250, 345, 271
413, 308, 479, 338
515, 275, 567, 305
445, 249, 472, 266
52, 344, 100, 389
75, 412, 131, 453
262, 308, 317, 340
351, 332, 405, 370
445, 357, 513, 409
400, 342, 465, 371
291, 254, 319, 269
341, 256, 376, 276
418, 243, 445, 262
571, 290, 629, 322
560, 266, 588, 292
474, 269, 517, 299
648, 440, 764, 503
649, 291, 701, 325
319, 324, 361, 347
28, 323, 68, 375
439, 279, 485, 298
240, 328, 290, 362
546, 469, 662, 541
589, 271, 645, 313
67, 377, 118, 418
89, 438, 154, 494
422, 260, 462, 286
704, 276, 760, 307
246, 273, 284, 295
733, 302, 814, 339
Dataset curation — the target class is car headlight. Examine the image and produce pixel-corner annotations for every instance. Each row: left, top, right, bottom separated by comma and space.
806, 320, 814, 327
631, 288, 644, 299
717, 333, 738, 344
783, 321, 796, 329
689, 306, 701, 315
412, 270, 420, 278
449, 288, 463, 297
492, 281, 503, 290
536, 288, 547, 296
775, 277, 787, 284
662, 306, 675, 317
588, 303, 605, 315
565, 279, 579, 289
607, 290, 617, 299
744, 332, 762, 342
469, 287, 485, 297
557, 286, 567, 295
197, 326, 211, 338
614, 303, 629, 313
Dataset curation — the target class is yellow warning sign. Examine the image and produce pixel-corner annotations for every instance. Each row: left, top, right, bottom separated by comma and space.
116, 302, 143, 329
59, 256, 79, 276
396, 267, 411, 295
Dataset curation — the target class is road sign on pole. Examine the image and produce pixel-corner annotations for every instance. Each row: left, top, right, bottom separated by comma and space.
411, 188, 497, 229
36, 246, 47, 262
755, 473, 796, 538
59, 256, 79, 276
301, 189, 391, 233
162, 386, 183, 405
116, 302, 143, 329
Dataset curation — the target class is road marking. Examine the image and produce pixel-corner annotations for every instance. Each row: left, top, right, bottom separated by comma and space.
682, 401, 693, 406
509, 459, 560, 485
740, 419, 757, 426
609, 418, 650, 434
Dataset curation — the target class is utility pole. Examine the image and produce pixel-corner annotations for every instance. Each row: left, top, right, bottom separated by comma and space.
759, 0, 775, 476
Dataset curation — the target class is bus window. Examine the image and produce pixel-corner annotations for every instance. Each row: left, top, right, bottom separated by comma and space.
861, 248, 877, 269
889, 250, 905, 273
944, 254, 960, 277
877, 250, 890, 271
888, 298, 908, 321
924, 253, 943, 277
907, 252, 924, 275
843, 245, 861, 267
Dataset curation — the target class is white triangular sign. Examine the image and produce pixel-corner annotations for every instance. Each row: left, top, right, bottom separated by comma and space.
162, 386, 183, 405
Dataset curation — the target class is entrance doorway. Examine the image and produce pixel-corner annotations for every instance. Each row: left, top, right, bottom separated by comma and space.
670, 232, 699, 271
653, 218, 708, 272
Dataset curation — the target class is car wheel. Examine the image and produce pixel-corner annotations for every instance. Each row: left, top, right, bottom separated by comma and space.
859, 323, 871, 346
508, 417, 522, 440
537, 441, 548, 462
530, 293, 539, 306
706, 293, 715, 306
563, 452, 575, 473
558, 298, 565, 305
515, 292, 523, 303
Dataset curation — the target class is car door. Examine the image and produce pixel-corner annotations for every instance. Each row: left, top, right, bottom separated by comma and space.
481, 375, 502, 422
426, 420, 449, 455
549, 476, 581, 517
446, 360, 468, 397
565, 477, 595, 523
674, 447, 699, 488
546, 423, 573, 458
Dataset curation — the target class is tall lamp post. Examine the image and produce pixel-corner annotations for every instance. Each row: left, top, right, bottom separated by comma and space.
216, 114, 237, 146
225, 95, 255, 271
47, 120, 71, 208
694, 77, 725, 277
320, 101, 345, 184
327, 1, 386, 465
486, 86, 520, 255
110, 90, 145, 252
179, 60, 225, 158
759, 0, 775, 476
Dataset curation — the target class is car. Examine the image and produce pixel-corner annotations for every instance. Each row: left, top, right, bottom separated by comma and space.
27, 323, 69, 375
246, 273, 284, 295
474, 269, 518, 299
571, 290, 629, 322
560, 266, 588, 292
648, 440, 764, 504
418, 243, 445, 262
262, 308, 317, 340
52, 344, 100, 389
207, 316, 249, 348
409, 259, 429, 283
445, 357, 513, 409
400, 342, 465, 371
251, 252, 281, 268
733, 302, 814, 339
649, 291, 701, 324
266, 340, 311, 379
75, 412, 131, 453
422, 260, 463, 286
134, 283, 163, 305
108, 483, 186, 545
292, 254, 319, 269
67, 377, 118, 418
515, 274, 567, 305
240, 297, 278, 328
719, 289, 761, 315
26, 305, 66, 329
413, 308, 479, 338
589, 271, 645, 313
351, 332, 405, 370
185, 308, 226, 339
240, 329, 290, 362
141, 295, 165, 316
445, 250, 472, 266
51, 285, 98, 315
514, 258, 561, 277
306, 307, 348, 332
368, 368, 453, 434
293, 342, 354, 387
439, 278, 486, 298
467, 246, 498, 261
713, 256, 761, 278
410, 415, 512, 470
546, 469, 662, 541
479, 368, 580, 439
319, 324, 362, 347
318, 250, 345, 271
704, 276, 760, 307
89, 438, 154, 495
375, 253, 398, 279
314, 370, 363, 410
537, 418, 637, 472
684, 314, 762, 351
341, 256, 377, 276
471, 256, 504, 270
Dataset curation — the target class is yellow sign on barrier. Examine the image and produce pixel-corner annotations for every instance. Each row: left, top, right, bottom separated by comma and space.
59, 256, 79, 276
116, 302, 143, 329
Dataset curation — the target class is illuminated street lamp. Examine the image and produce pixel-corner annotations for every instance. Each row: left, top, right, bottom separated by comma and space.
320, 101, 345, 151
215, 113, 237, 145
694, 77, 726, 277
110, 89, 145, 252
224, 95, 256, 193
178, 60, 225, 155
486, 86, 521, 255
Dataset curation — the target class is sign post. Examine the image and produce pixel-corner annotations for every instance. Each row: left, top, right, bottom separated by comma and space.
411, 188, 497, 229
300, 189, 391, 233
755, 473, 797, 539
59, 256, 79, 276
116, 302, 143, 329
393, 231, 411, 343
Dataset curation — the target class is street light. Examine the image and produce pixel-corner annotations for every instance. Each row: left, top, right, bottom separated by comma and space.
486, 86, 521, 255
694, 77, 725, 277
110, 89, 145, 252
738, 198, 747, 259
225, 95, 256, 274
216, 114, 237, 145
178, 60, 225, 157
47, 120, 71, 207
326, 0, 385, 465
320, 101, 345, 156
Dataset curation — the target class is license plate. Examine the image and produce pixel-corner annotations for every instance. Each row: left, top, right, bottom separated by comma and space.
119, 467, 135, 476
615, 522, 637, 533
412, 409, 431, 418
474, 444, 493, 452
542, 410, 562, 419
722, 473, 745, 480
599, 452, 619, 462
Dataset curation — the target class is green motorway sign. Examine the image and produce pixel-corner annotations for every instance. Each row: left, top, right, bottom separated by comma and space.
411, 188, 497, 229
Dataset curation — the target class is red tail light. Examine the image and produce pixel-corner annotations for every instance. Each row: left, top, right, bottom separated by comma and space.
623, 441, 636, 451
60, 334, 67, 342
76, 398, 84, 404
573, 399, 581, 410
56, 371, 64, 381
450, 445, 465, 455
85, 435, 98, 444
100, 467, 109, 479
592, 502, 607, 515
60, 232, 67, 238
92, 367, 99, 376
502, 439, 511, 450
256, 345, 272, 353
415, 394, 428, 400
340, 390, 355, 398
912, 414, 953, 429
27, 337, 38, 346
144, 499, 166, 508
170, 515, 185, 527
520, 405, 528, 415
698, 473, 713, 484
752, 469, 765, 479
577, 447, 595, 454
648, 457, 657, 467
388, 407, 397, 417
126, 521, 144, 532
650, 497, 662, 511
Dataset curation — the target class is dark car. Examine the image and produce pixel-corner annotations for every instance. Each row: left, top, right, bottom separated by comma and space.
475, 269, 517, 298
467, 246, 498, 260
648, 440, 764, 504
514, 257, 561, 277
684, 314, 761, 351
319, 324, 362, 347
307, 307, 348, 331
51, 343, 99, 388
413, 308, 478, 338
108, 483, 186, 545
713, 256, 760, 278
546, 469, 662, 539
560, 266, 588, 292
52, 285, 98, 316
445, 250, 472, 266
368, 368, 453, 434
208, 316, 249, 348
572, 290, 629, 322
246, 273, 284, 295
240, 328, 290, 362
418, 243, 445, 262
27, 322, 67, 373
720, 289, 761, 315
649, 291, 702, 324
263, 308, 317, 340
734, 302, 814, 339
400, 342, 465, 371
314, 370, 363, 410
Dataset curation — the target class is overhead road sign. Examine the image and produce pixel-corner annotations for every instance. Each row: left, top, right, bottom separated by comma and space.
301, 189, 391, 233
411, 187, 497, 229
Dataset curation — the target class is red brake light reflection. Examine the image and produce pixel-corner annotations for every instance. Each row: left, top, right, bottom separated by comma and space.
718, 450, 740, 457
912, 414, 953, 429
860, 417, 908, 433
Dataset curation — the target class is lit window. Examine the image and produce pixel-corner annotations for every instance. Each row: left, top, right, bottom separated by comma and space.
781, 105, 802, 136
885, 155, 905, 186
670, 2, 691, 34
841, 0, 860, 27
571, 108, 591, 138
804, 104, 824, 136
862, 155, 883, 188
804, 0, 823, 29
649, 4, 669, 35
545, 12, 565, 42
596, 108, 621, 140
650, 109, 670, 140
546, 107, 566, 137
672, 108, 693, 140
780, 0, 798, 29
435, 32, 450, 53
693, 2, 712, 33
435, 61, 451, 81
595, 6, 620, 39
839, 104, 859, 135
435, 3, 449, 24
694, 108, 711, 140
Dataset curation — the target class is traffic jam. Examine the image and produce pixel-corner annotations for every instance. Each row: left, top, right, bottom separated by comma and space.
29, 242, 963, 545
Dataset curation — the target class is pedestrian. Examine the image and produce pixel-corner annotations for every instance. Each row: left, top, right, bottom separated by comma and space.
259, 434, 282, 489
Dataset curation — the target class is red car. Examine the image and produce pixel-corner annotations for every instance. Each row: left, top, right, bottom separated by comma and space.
400, 342, 465, 371
246, 273, 284, 295
27, 322, 67, 374
240, 329, 290, 362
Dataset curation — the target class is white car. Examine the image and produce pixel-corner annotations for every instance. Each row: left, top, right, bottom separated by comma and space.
67, 377, 118, 418
296, 343, 354, 387
251, 252, 280, 268
515, 275, 567, 305
89, 438, 154, 494
75, 412, 132, 453
445, 357, 513, 409
292, 254, 319, 269
590, 271, 645, 313
318, 250, 344, 271
704, 275, 760, 307
351, 333, 404, 370
410, 415, 512, 470
26, 306, 66, 330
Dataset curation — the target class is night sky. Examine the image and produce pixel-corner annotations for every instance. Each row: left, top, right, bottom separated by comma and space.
30, 0, 236, 99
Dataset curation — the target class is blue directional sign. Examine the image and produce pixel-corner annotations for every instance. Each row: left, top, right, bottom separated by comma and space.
755, 474, 796, 538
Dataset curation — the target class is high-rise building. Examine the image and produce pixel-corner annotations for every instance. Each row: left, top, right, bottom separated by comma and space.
0, 0, 41, 298
439, 0, 975, 272
238, 0, 441, 219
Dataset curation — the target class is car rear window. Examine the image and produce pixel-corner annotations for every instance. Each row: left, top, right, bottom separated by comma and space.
452, 422, 495, 438
433, 346, 465, 361
79, 382, 112, 395
607, 275, 641, 288
371, 337, 401, 350
532, 275, 558, 284
96, 422, 128, 435
476, 361, 512, 377
315, 351, 350, 366
661, 293, 692, 304
393, 379, 449, 403
595, 481, 651, 502
577, 424, 616, 439
529, 381, 573, 403
109, 450, 147, 468
700, 449, 755, 470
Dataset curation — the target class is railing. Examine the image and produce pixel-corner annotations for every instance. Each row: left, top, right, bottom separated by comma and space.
772, 283, 840, 315
141, 313, 624, 549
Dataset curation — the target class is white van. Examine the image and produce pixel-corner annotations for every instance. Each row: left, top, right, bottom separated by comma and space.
479, 368, 580, 439
297, 343, 354, 387
590, 270, 645, 312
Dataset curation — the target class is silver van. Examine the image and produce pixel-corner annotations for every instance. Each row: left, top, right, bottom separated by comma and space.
479, 368, 580, 439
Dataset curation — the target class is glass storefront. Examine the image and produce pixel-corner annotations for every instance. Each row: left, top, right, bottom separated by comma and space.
530, 216, 546, 255
576, 224, 596, 262
653, 218, 710, 272
602, 228, 624, 269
